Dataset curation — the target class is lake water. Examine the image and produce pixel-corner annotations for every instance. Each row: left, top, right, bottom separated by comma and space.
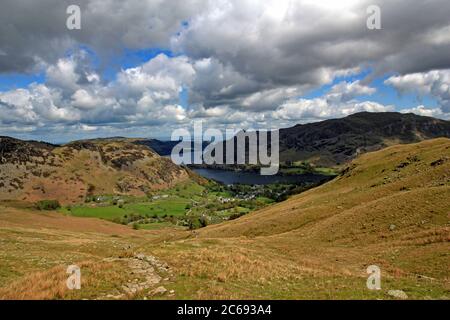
192, 168, 330, 185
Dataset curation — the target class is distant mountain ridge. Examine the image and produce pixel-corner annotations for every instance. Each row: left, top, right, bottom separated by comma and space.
132, 112, 450, 168
134, 139, 180, 156
278, 112, 450, 166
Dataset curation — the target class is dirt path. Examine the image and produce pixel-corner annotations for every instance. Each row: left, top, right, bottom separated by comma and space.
101, 254, 175, 299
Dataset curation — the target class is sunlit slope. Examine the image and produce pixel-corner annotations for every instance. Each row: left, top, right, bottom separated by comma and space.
199, 138, 450, 241
0, 137, 190, 204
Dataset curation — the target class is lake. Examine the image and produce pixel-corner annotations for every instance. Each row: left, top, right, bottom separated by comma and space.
192, 168, 330, 185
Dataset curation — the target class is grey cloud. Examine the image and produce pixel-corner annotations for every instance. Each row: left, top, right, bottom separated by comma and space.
174, 0, 450, 108
0, 0, 204, 73
1, 0, 450, 137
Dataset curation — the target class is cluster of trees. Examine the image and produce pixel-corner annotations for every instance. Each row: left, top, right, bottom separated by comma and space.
36, 200, 61, 210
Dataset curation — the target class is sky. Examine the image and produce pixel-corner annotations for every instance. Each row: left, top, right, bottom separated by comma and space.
0, 0, 449, 143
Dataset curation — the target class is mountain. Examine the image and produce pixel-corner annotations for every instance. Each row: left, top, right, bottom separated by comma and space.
136, 112, 450, 169
279, 112, 450, 166
0, 137, 190, 204
134, 139, 180, 157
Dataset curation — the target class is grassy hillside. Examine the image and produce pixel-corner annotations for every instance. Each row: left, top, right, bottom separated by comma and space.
0, 138, 448, 299
156, 138, 450, 299
200, 138, 450, 239
0, 137, 190, 204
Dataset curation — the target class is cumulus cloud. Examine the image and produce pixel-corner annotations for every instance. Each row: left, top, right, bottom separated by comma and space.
1, 0, 450, 138
386, 70, 450, 113
273, 99, 394, 121
327, 81, 376, 103
0, 0, 205, 73
0, 52, 194, 133
71, 89, 102, 110
116, 54, 195, 100
272, 80, 392, 121
400, 105, 449, 120
173, 0, 450, 109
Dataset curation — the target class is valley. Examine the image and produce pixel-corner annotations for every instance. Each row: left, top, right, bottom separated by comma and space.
0, 138, 448, 300
57, 179, 327, 231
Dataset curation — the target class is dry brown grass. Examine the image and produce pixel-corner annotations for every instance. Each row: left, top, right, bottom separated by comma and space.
0, 206, 137, 235
0, 138, 449, 299
0, 261, 128, 300
148, 138, 450, 299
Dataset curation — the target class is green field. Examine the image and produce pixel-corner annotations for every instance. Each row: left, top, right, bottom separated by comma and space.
59, 179, 318, 231
59, 181, 253, 229
279, 161, 339, 176
62, 205, 126, 219
126, 199, 190, 217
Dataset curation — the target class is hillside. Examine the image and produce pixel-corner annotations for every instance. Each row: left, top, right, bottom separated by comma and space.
279, 112, 450, 166
0, 138, 448, 300
134, 139, 180, 157
153, 138, 448, 299
0, 137, 190, 204
199, 138, 450, 239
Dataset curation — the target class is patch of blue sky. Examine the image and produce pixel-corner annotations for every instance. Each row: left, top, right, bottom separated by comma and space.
179, 87, 189, 108
302, 69, 373, 99
64, 44, 176, 83
367, 75, 439, 109
102, 47, 175, 82
0, 72, 45, 91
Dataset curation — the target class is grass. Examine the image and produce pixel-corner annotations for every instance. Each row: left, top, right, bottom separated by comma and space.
126, 198, 189, 217
59, 180, 281, 229
279, 161, 339, 176
0, 139, 449, 300
138, 222, 180, 230
62, 205, 126, 219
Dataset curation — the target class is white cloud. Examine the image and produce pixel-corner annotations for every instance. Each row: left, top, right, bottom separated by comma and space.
78, 124, 98, 131
386, 69, 450, 112
71, 89, 101, 110
0, 53, 196, 133
328, 81, 376, 103
273, 99, 394, 121
116, 54, 195, 100
400, 105, 449, 120
1, 0, 450, 138
241, 87, 300, 111
46, 58, 80, 92
272, 81, 392, 121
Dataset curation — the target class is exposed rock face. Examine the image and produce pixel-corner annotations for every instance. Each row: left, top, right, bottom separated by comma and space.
0, 137, 190, 204
0, 137, 57, 165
